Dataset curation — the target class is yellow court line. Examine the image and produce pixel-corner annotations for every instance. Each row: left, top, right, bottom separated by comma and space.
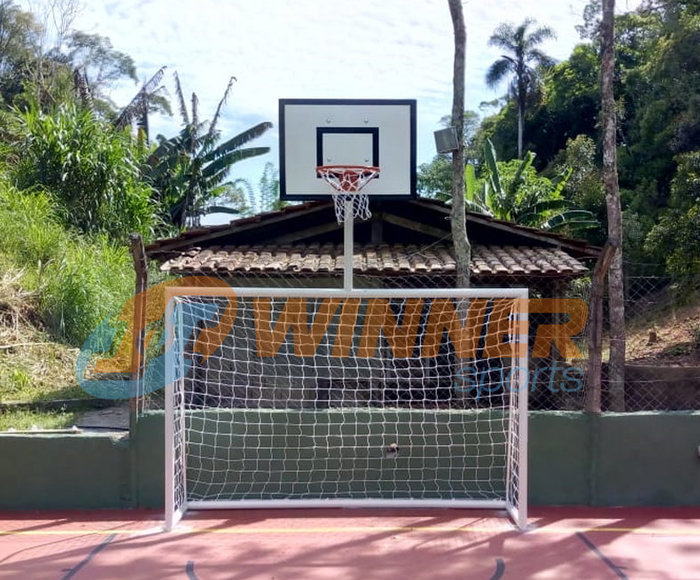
1, 524, 700, 537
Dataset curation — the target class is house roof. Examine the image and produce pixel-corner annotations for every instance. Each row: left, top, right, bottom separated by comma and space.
146, 198, 599, 281
159, 242, 589, 278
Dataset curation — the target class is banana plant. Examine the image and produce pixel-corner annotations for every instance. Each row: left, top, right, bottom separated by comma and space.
145, 72, 272, 228
462, 138, 598, 233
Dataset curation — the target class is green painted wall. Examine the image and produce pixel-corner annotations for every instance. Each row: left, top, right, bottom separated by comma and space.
0, 433, 131, 509
1, 411, 699, 510
132, 412, 164, 509
529, 412, 592, 505
595, 412, 700, 506
183, 408, 505, 500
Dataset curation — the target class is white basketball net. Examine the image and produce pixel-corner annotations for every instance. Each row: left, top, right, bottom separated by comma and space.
316, 165, 379, 223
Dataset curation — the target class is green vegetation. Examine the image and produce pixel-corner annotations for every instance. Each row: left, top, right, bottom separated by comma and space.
0, 185, 133, 345
463, 139, 597, 233
146, 73, 272, 227
645, 151, 700, 278
419, 0, 700, 281
13, 103, 156, 240
485, 18, 556, 158
0, 265, 85, 420
0, 1, 272, 413
0, 408, 79, 431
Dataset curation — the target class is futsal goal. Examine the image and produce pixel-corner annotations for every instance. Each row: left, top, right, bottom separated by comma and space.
164, 287, 528, 530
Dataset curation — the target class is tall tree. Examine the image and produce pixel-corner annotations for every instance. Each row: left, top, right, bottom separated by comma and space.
64, 31, 138, 117
0, 1, 41, 104
114, 66, 171, 144
485, 18, 556, 158
447, 0, 470, 288
601, 0, 626, 411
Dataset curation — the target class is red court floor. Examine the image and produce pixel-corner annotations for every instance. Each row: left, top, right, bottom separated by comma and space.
1, 507, 699, 579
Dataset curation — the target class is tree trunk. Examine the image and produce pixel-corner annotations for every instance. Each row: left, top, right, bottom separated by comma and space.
129, 233, 148, 429
585, 241, 617, 413
447, 0, 471, 288
517, 99, 524, 159
601, 0, 626, 411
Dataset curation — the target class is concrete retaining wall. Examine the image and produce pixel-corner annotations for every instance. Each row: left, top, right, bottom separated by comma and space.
0, 432, 131, 509
1, 411, 699, 510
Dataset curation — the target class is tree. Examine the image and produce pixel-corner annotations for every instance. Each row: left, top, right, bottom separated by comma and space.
485, 18, 556, 158
526, 44, 601, 167
18, 27, 141, 116
203, 178, 253, 218
146, 73, 272, 228
417, 154, 452, 200
645, 151, 700, 278
577, 0, 603, 41
551, 135, 606, 243
114, 65, 172, 144
65, 31, 137, 116
601, 0, 626, 411
0, 1, 40, 99
447, 0, 470, 288
258, 162, 287, 213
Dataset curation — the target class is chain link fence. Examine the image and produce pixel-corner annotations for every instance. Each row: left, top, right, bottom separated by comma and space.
136, 251, 700, 416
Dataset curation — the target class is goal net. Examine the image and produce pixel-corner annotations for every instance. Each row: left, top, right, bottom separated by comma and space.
164, 287, 528, 530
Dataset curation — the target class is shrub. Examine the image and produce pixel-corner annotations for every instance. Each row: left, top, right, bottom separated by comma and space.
12, 103, 157, 241
0, 184, 133, 345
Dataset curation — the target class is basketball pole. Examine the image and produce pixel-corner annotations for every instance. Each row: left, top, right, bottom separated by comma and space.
343, 198, 353, 291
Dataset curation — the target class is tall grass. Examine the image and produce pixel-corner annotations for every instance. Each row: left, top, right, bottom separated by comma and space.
0, 183, 133, 346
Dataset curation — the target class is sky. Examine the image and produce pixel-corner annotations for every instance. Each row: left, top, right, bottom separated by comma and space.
22, 0, 641, 218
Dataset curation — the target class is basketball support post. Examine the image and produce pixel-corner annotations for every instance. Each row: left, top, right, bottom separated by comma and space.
344, 198, 354, 291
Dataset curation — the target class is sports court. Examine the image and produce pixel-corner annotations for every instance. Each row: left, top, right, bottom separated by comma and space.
3, 96, 699, 580
1, 507, 699, 579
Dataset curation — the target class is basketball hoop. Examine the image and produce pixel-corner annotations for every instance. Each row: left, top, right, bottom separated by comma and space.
316, 165, 379, 223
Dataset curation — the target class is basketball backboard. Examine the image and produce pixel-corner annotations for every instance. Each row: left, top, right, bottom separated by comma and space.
279, 99, 416, 200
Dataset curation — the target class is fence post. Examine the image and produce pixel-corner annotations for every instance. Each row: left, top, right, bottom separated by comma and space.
129, 233, 148, 421
585, 241, 617, 413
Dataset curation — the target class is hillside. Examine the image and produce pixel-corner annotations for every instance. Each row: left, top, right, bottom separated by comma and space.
0, 267, 89, 429
627, 298, 700, 366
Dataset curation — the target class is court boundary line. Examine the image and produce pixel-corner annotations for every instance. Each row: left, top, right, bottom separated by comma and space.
186, 560, 200, 580
577, 532, 629, 579
489, 558, 506, 580
60, 533, 115, 580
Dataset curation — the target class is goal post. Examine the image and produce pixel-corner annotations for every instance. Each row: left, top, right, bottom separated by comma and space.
164, 286, 528, 530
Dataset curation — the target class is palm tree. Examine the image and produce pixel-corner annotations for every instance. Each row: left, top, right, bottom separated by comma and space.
486, 18, 556, 158
147, 72, 272, 227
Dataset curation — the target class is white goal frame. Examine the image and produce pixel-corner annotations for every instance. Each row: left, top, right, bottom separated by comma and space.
164, 286, 529, 530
